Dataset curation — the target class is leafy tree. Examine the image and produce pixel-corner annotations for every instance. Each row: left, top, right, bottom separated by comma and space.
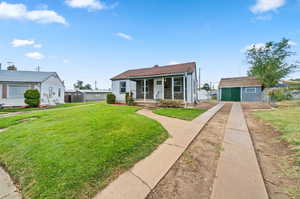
202, 83, 210, 91
73, 80, 92, 90
246, 38, 299, 87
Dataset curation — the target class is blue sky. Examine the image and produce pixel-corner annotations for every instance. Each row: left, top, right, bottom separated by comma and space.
0, 0, 300, 89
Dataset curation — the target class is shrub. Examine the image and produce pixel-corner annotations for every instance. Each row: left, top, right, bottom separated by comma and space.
159, 100, 182, 108
268, 88, 292, 101
125, 92, 135, 106
106, 93, 116, 104
24, 89, 40, 107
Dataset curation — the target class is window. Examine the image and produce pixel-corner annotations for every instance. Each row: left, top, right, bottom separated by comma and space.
156, 80, 162, 85
245, 87, 256, 93
120, 81, 126, 93
8, 85, 30, 98
58, 88, 61, 97
49, 87, 53, 97
174, 77, 183, 92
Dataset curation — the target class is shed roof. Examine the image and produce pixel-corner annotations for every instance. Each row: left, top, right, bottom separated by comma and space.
0, 70, 57, 83
111, 62, 196, 80
219, 76, 262, 88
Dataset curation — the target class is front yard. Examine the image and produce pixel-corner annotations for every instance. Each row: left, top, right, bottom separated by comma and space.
0, 103, 168, 199
153, 108, 206, 120
254, 107, 300, 163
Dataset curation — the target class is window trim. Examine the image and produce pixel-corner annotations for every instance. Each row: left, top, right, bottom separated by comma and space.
8, 84, 31, 99
245, 87, 256, 94
173, 77, 183, 93
120, 81, 126, 94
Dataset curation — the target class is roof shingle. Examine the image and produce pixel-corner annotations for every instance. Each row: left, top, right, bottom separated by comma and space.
111, 62, 196, 80
219, 76, 262, 88
0, 70, 57, 83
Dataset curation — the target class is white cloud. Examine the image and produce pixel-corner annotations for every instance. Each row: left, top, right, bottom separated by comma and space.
11, 39, 35, 47
63, 59, 71, 64
33, 44, 43, 48
288, 41, 297, 46
250, 0, 285, 14
168, 61, 179, 65
115, 32, 133, 40
65, 0, 107, 10
25, 52, 45, 60
0, 2, 67, 25
242, 43, 266, 52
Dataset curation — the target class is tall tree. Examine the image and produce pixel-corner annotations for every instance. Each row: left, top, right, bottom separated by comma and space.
73, 80, 92, 90
202, 83, 210, 91
246, 38, 299, 87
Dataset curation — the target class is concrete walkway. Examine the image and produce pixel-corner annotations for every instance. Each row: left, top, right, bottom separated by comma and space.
0, 168, 21, 199
211, 103, 268, 199
94, 104, 224, 199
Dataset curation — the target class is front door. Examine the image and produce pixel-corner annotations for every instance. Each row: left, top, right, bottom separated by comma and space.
154, 79, 163, 100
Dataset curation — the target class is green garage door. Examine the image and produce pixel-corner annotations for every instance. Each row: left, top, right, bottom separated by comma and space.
221, 87, 241, 101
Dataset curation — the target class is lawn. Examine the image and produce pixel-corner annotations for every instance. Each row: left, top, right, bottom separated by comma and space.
0, 103, 168, 199
254, 107, 300, 163
153, 108, 206, 120
0, 101, 97, 114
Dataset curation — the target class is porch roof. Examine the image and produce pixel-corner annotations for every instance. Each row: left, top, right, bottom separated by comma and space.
111, 62, 196, 80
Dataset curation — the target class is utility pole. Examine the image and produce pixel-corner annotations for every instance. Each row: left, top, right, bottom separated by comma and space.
198, 67, 201, 90
94, 81, 98, 90
36, 65, 40, 72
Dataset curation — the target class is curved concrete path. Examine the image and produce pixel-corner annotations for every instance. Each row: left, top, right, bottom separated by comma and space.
211, 103, 268, 199
0, 168, 21, 199
94, 104, 224, 199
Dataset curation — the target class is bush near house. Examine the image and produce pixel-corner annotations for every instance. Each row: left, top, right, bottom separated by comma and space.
24, 89, 40, 107
106, 93, 116, 104
159, 100, 183, 108
125, 92, 135, 106
268, 88, 292, 101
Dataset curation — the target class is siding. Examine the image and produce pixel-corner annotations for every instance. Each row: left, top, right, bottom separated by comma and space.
41, 75, 65, 105
241, 86, 262, 101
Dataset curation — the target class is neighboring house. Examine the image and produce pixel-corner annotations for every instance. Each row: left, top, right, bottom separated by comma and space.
111, 62, 198, 104
65, 89, 111, 103
218, 76, 263, 102
0, 68, 65, 106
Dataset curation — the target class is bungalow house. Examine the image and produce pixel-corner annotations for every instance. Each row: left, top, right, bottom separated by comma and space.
218, 76, 263, 102
111, 62, 198, 104
0, 67, 65, 107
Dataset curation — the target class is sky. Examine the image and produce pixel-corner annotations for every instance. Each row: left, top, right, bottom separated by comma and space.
0, 0, 300, 89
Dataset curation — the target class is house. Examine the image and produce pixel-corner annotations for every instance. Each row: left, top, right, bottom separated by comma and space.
65, 89, 111, 103
218, 76, 263, 102
111, 62, 198, 104
0, 67, 65, 106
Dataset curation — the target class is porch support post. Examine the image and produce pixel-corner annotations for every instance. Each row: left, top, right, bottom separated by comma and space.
183, 76, 186, 103
172, 77, 174, 100
143, 79, 146, 101
162, 77, 164, 100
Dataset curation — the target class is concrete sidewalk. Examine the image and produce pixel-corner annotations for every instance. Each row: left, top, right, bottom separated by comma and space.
94, 104, 224, 199
211, 103, 268, 199
0, 168, 21, 199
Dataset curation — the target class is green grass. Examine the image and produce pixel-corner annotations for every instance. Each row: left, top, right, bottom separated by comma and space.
0, 103, 168, 199
0, 101, 97, 114
153, 108, 206, 120
254, 107, 300, 163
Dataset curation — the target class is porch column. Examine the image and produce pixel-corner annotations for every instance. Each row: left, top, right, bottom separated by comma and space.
162, 77, 164, 100
183, 76, 186, 103
172, 77, 174, 100
143, 79, 146, 101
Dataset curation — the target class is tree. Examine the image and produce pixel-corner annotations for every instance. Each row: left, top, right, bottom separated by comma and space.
246, 38, 299, 88
202, 83, 210, 91
73, 80, 92, 90
24, 89, 40, 107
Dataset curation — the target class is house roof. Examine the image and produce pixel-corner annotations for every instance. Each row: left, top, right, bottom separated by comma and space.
0, 70, 57, 83
282, 80, 300, 85
219, 76, 262, 88
111, 62, 196, 80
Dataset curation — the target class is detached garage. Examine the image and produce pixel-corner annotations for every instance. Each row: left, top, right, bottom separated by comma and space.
218, 76, 263, 102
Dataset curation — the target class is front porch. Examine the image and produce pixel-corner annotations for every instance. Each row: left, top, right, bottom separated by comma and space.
130, 76, 187, 103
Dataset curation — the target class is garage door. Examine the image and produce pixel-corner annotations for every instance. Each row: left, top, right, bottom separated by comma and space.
221, 87, 241, 101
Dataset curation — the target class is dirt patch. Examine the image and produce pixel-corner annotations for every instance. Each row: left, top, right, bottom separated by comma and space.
244, 109, 300, 199
241, 102, 272, 110
146, 104, 231, 199
196, 100, 218, 110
